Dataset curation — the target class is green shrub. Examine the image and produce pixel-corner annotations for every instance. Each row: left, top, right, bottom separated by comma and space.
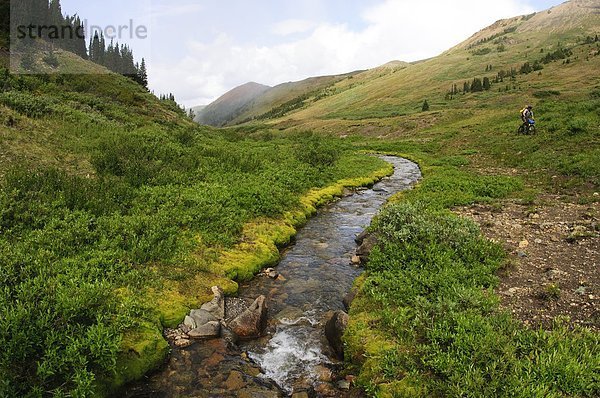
566, 118, 589, 135
296, 134, 341, 169
351, 200, 599, 397
0, 91, 53, 118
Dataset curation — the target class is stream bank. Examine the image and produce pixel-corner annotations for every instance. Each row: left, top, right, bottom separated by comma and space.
123, 157, 421, 397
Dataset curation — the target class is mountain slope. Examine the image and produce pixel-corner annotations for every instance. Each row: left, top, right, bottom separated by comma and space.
194, 81, 271, 126
258, 0, 599, 190
195, 72, 362, 127
272, 0, 599, 128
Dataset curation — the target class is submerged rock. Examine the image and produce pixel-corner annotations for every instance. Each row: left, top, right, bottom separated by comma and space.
229, 295, 268, 339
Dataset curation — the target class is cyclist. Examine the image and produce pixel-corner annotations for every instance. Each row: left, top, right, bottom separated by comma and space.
521, 105, 534, 127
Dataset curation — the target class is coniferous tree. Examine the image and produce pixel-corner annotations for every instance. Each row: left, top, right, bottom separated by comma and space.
70, 15, 87, 58
422, 100, 430, 112
483, 77, 491, 90
497, 70, 506, 82
137, 58, 148, 88
0, 0, 9, 38
471, 78, 483, 92
463, 81, 470, 93
89, 32, 101, 63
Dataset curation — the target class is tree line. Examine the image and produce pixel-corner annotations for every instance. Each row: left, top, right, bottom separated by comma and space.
7, 0, 148, 88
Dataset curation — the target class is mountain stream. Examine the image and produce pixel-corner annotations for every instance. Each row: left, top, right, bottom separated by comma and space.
124, 156, 421, 398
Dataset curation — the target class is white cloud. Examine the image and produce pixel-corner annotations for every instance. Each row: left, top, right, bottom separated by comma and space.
271, 19, 317, 36
151, 0, 535, 107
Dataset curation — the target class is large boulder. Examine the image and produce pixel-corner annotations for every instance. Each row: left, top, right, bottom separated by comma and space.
188, 321, 221, 340
325, 310, 349, 360
201, 286, 225, 320
228, 295, 267, 340
190, 309, 218, 327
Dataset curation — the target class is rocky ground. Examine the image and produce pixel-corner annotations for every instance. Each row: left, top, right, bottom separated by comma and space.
456, 195, 599, 331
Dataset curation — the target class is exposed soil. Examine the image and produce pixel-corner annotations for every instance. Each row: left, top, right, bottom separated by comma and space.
456, 195, 599, 331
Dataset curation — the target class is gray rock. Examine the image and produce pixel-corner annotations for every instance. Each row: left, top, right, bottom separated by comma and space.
190, 309, 218, 327
337, 380, 351, 390
325, 310, 349, 359
201, 286, 225, 320
188, 321, 221, 339
229, 295, 268, 340
183, 315, 197, 330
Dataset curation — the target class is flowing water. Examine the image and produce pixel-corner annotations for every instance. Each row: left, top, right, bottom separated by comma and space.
124, 157, 421, 398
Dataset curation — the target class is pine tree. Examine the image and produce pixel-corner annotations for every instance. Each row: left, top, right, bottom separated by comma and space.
463, 81, 470, 93
48, 0, 64, 26
497, 70, 506, 82
471, 78, 483, 92
137, 58, 148, 88
483, 77, 491, 90
89, 32, 101, 63
421, 100, 430, 112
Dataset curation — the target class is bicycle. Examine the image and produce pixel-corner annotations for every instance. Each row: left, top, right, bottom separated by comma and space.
517, 119, 536, 135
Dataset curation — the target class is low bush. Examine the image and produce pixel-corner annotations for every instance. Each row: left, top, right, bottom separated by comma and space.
346, 148, 599, 396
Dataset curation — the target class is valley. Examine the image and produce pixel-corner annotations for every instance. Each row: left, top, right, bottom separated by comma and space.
0, 0, 598, 397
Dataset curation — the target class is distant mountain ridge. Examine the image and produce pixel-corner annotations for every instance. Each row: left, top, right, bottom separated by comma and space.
194, 72, 361, 127
194, 0, 599, 129
194, 82, 271, 126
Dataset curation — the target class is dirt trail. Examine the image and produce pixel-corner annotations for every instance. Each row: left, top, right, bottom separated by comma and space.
456, 195, 599, 331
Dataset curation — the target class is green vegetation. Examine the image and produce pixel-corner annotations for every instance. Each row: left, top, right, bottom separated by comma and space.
0, 63, 390, 396
248, 5, 599, 396
1, 1, 599, 397
345, 154, 599, 397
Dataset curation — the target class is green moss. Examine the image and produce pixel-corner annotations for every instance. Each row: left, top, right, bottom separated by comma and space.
213, 163, 394, 284
96, 323, 169, 396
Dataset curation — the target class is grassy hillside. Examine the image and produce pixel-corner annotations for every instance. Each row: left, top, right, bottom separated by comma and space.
0, 49, 391, 396
194, 81, 271, 126
1, 1, 598, 396
262, 0, 599, 194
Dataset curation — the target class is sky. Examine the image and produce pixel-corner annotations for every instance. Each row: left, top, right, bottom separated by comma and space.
60, 0, 566, 108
